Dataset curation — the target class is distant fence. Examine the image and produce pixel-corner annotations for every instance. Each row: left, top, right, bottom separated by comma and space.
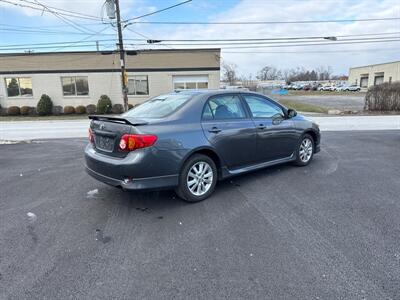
256, 86, 288, 97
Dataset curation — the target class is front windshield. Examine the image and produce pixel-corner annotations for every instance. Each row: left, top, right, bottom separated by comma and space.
123, 93, 193, 118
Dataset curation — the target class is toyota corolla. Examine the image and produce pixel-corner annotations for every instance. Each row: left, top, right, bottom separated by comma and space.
85, 90, 320, 202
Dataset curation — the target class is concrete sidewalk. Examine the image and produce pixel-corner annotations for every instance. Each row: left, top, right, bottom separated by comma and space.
1, 115, 400, 141
311, 115, 400, 131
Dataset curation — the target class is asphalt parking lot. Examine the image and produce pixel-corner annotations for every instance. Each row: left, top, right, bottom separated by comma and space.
1, 131, 400, 299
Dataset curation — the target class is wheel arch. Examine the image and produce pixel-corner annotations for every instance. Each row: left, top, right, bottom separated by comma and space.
179, 147, 224, 179
302, 129, 319, 148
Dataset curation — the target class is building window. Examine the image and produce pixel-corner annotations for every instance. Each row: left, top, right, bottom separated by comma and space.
173, 75, 209, 90
128, 75, 149, 95
374, 75, 384, 86
360, 76, 369, 88
5, 77, 32, 97
61, 76, 89, 96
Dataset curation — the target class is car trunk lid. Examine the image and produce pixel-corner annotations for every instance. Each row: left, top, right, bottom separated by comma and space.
89, 115, 148, 157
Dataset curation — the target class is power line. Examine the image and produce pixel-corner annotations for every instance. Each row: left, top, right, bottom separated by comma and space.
0, 27, 116, 36
121, 39, 400, 49
52, 26, 113, 51
124, 27, 175, 50
0, 39, 118, 48
3, 38, 400, 51
144, 36, 400, 46
223, 48, 400, 54
123, 0, 192, 24
0, 43, 116, 51
18, 0, 101, 20
125, 17, 400, 26
212, 39, 400, 49
144, 32, 400, 42
0, 22, 106, 29
2, 36, 399, 51
27, 0, 95, 34
0, 0, 101, 20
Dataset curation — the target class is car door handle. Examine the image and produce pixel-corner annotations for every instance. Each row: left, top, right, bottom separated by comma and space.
257, 124, 266, 130
208, 127, 222, 133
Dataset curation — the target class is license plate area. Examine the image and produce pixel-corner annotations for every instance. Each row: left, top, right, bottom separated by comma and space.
95, 135, 115, 152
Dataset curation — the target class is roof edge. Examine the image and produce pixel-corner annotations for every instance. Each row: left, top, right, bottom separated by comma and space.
0, 48, 221, 57
349, 60, 400, 70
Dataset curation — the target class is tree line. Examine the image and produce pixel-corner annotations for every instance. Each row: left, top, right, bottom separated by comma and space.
222, 61, 347, 85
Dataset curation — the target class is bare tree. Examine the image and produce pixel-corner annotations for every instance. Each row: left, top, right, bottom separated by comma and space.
222, 61, 238, 85
257, 66, 282, 80
316, 66, 333, 81
239, 73, 257, 91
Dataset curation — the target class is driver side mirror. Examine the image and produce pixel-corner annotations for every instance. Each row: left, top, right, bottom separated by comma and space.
287, 109, 297, 118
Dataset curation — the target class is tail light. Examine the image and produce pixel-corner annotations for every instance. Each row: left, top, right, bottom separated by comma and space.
118, 134, 157, 151
88, 128, 94, 143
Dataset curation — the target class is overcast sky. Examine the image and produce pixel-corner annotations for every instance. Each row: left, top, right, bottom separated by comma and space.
1, 0, 399, 76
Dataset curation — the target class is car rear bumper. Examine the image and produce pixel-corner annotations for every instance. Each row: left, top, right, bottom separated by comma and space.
84, 144, 179, 190
85, 165, 178, 190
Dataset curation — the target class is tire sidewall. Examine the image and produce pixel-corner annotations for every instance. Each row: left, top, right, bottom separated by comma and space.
177, 154, 217, 202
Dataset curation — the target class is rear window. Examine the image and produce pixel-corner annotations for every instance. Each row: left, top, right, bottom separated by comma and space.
123, 94, 192, 118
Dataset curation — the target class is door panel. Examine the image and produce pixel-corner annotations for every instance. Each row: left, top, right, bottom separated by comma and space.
201, 94, 257, 169
202, 120, 257, 168
242, 94, 298, 162
253, 117, 297, 161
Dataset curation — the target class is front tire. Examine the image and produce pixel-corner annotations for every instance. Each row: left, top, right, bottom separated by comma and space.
175, 154, 217, 203
294, 134, 314, 166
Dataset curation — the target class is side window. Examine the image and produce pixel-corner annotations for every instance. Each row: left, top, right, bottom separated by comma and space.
202, 103, 213, 120
204, 94, 246, 120
243, 95, 283, 118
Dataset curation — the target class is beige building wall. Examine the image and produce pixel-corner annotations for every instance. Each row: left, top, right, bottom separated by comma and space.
0, 49, 220, 108
0, 70, 220, 108
348, 61, 400, 89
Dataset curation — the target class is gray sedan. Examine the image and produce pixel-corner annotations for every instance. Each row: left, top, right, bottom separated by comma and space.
85, 90, 320, 202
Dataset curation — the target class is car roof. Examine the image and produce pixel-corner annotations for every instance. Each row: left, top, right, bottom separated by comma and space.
170, 89, 264, 98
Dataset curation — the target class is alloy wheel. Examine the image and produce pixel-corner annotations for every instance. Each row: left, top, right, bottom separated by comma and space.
299, 138, 313, 163
186, 161, 214, 196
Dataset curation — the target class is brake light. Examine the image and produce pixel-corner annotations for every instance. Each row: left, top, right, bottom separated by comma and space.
118, 134, 157, 151
89, 128, 94, 143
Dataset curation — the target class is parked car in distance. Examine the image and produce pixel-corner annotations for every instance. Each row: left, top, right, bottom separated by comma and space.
344, 84, 361, 92
85, 90, 321, 202
319, 85, 333, 91
334, 85, 346, 91
311, 83, 321, 91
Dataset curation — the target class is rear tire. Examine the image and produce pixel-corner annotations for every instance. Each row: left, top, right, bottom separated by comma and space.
294, 134, 314, 166
175, 154, 217, 203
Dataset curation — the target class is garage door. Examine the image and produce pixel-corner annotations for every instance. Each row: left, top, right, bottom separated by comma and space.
173, 75, 209, 90
360, 77, 369, 88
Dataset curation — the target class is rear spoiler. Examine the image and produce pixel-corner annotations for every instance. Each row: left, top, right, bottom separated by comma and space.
88, 115, 148, 126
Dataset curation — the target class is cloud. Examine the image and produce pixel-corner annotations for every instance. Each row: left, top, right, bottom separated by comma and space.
1, 0, 399, 75
0, 0, 154, 22
129, 0, 400, 76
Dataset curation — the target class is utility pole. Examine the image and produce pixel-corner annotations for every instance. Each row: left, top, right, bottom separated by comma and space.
114, 0, 128, 111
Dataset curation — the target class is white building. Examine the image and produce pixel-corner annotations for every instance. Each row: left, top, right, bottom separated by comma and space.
0, 49, 220, 109
348, 60, 400, 89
